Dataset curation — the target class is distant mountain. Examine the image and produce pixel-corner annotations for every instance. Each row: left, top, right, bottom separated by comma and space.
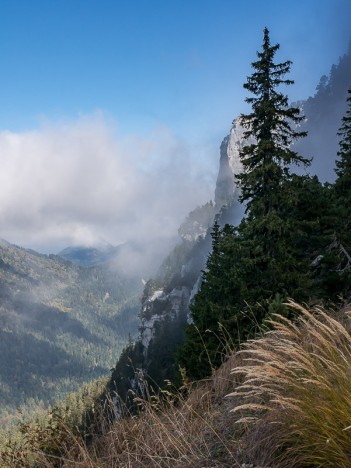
58, 243, 116, 267
294, 43, 351, 181
0, 239, 142, 424
58, 238, 177, 280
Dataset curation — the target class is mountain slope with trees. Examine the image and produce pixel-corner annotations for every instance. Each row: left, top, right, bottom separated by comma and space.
2, 28, 351, 468
294, 42, 351, 181
0, 239, 142, 425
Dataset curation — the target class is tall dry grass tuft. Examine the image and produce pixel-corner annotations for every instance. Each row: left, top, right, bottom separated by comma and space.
1, 327, 245, 467
61, 368, 242, 468
230, 300, 351, 467
13, 355, 243, 467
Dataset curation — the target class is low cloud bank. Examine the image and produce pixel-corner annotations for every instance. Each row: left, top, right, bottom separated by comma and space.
0, 114, 215, 274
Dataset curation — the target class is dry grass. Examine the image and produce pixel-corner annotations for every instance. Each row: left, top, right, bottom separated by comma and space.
11, 355, 243, 467
230, 300, 351, 467
8, 301, 351, 467
60, 358, 243, 467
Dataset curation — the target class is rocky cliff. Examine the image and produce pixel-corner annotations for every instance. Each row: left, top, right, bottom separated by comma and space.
214, 117, 244, 207
133, 133, 244, 385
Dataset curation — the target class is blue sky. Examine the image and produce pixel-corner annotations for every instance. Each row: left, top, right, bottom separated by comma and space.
0, 0, 349, 138
0, 0, 350, 255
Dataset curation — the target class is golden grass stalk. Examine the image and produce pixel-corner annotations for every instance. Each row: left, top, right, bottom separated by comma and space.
229, 300, 351, 467
7, 356, 242, 467
67, 371, 241, 468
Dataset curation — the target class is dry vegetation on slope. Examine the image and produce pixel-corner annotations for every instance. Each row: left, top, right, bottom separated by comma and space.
4, 301, 351, 467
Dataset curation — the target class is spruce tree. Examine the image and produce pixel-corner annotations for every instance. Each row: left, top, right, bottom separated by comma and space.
237, 27, 310, 215
177, 29, 318, 381
237, 28, 311, 299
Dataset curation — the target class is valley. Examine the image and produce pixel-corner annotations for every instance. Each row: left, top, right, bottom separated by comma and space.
0, 239, 142, 425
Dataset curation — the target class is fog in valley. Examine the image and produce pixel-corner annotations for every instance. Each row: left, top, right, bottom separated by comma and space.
0, 115, 216, 275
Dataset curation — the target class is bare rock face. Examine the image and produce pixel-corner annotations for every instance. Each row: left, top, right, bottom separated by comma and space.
227, 117, 245, 176
137, 119, 249, 375
214, 117, 245, 207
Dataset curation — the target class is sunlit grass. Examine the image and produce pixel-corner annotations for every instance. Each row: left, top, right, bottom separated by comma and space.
230, 301, 351, 467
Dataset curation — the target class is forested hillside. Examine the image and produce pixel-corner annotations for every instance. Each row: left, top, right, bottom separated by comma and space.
0, 239, 142, 426
295, 42, 351, 181
73, 30, 351, 466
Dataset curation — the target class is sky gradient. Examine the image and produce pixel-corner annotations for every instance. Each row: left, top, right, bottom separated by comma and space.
0, 0, 350, 255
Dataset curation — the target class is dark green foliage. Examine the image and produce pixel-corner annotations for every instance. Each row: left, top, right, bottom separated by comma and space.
237, 27, 310, 216
236, 28, 312, 303
178, 224, 248, 380
335, 87, 351, 243
178, 29, 333, 381
146, 305, 187, 388
0, 377, 106, 467
328, 86, 351, 299
108, 339, 145, 402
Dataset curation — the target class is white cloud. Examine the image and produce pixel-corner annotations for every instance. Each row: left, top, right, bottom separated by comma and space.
0, 114, 216, 264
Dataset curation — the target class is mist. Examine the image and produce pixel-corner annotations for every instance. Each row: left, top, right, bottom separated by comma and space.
0, 114, 216, 275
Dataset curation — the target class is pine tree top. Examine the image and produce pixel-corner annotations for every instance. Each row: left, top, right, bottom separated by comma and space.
236, 28, 310, 214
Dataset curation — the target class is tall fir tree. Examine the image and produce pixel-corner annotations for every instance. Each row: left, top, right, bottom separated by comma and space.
178, 28, 319, 381
237, 27, 310, 215
237, 27, 312, 299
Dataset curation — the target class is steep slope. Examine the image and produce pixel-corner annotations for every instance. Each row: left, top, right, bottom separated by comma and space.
137, 203, 216, 386
109, 43, 351, 395
0, 239, 142, 422
17, 303, 351, 468
295, 44, 351, 181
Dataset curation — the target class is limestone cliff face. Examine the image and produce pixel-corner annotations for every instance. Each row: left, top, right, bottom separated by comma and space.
226, 117, 246, 177
137, 119, 248, 372
215, 117, 248, 207
214, 134, 234, 207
